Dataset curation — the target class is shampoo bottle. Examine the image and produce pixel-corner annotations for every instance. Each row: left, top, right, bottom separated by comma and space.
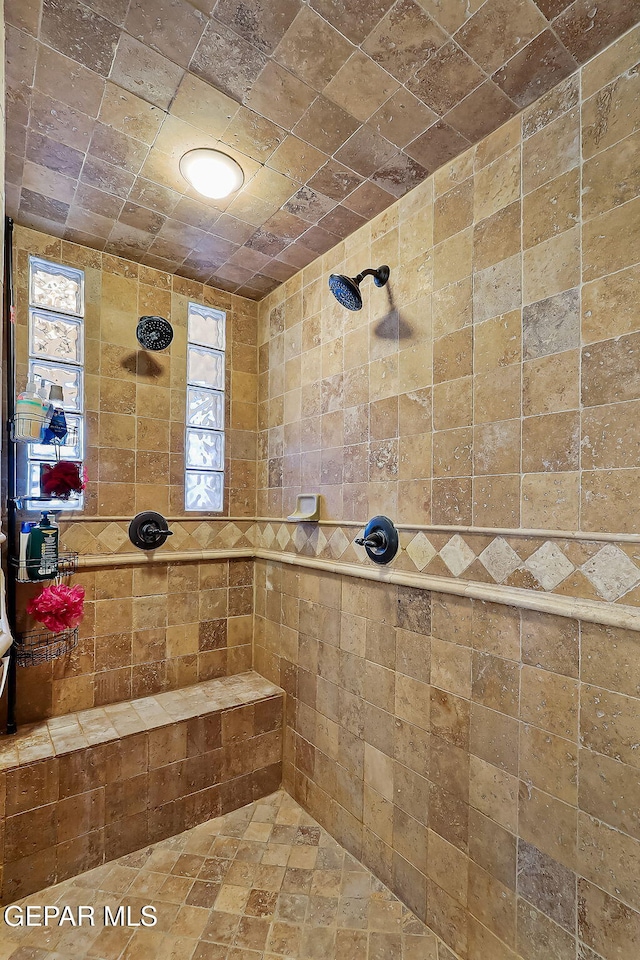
18, 521, 36, 582
27, 512, 59, 581
14, 379, 46, 440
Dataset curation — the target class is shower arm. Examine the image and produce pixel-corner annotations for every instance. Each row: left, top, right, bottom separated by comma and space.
354, 269, 380, 283
354, 266, 390, 286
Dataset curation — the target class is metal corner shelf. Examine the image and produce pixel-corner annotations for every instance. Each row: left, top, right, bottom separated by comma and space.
9, 551, 78, 582
14, 627, 79, 668
10, 417, 79, 446
11, 494, 82, 509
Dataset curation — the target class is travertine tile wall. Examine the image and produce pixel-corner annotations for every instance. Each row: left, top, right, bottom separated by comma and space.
253, 29, 640, 960
10, 559, 253, 724
256, 27, 640, 536
254, 559, 640, 960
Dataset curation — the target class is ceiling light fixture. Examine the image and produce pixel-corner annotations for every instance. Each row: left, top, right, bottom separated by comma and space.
179, 148, 244, 200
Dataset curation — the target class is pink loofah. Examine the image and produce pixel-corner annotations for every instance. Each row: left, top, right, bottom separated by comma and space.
27, 584, 85, 633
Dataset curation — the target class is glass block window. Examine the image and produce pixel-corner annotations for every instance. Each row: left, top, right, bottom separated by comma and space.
30, 257, 84, 316
26, 257, 85, 510
185, 302, 226, 512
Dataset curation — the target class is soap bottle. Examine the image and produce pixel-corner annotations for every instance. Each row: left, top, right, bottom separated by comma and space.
26, 512, 59, 581
42, 385, 68, 444
14, 379, 46, 440
18, 521, 36, 582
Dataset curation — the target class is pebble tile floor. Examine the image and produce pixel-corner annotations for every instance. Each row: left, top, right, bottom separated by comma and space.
0, 791, 451, 960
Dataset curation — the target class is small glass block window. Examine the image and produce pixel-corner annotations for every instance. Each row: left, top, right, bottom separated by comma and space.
26, 257, 85, 510
186, 428, 224, 471
186, 386, 224, 430
28, 361, 83, 413
187, 345, 225, 390
29, 309, 83, 364
185, 470, 224, 512
188, 303, 225, 350
185, 301, 226, 512
29, 257, 84, 317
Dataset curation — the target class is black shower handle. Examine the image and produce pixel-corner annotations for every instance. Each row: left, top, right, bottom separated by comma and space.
355, 531, 387, 550
355, 516, 399, 565
141, 520, 173, 539
129, 511, 173, 550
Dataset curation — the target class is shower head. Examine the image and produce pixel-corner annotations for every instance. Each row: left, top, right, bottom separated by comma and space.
136, 315, 174, 351
329, 274, 363, 311
328, 265, 390, 311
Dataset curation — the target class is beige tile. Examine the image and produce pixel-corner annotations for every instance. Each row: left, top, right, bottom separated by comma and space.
582, 263, 640, 343
523, 227, 580, 305
520, 665, 578, 740
522, 169, 580, 249
583, 196, 640, 282
581, 684, 640, 770
578, 878, 640, 960
521, 472, 580, 530
578, 811, 640, 914
518, 784, 577, 871
474, 147, 521, 222
474, 311, 521, 373
433, 227, 473, 290
520, 723, 577, 805
581, 622, 640, 698
473, 201, 521, 274
582, 66, 640, 160
522, 350, 579, 416
523, 108, 580, 193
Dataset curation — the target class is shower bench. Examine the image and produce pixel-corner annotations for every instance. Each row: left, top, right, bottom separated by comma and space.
0, 671, 283, 904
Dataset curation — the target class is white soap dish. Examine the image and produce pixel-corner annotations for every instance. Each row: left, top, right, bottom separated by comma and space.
287, 494, 321, 522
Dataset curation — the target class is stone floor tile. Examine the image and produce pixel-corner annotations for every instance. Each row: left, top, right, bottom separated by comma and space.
3, 791, 460, 960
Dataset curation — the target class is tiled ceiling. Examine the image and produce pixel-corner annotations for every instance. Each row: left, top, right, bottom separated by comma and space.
5, 0, 640, 299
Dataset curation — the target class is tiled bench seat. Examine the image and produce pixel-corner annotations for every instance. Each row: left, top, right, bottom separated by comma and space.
0, 671, 283, 903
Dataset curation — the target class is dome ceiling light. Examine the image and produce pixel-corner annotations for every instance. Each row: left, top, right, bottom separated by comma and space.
179, 148, 244, 200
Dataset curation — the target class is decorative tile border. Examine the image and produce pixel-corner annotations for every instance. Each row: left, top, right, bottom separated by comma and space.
257, 522, 640, 607
58, 517, 640, 610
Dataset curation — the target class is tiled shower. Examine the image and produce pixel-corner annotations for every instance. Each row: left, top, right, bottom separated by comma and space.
1, 5, 640, 960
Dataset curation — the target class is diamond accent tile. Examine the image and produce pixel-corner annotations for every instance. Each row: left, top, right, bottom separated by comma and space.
59, 523, 98, 554
293, 524, 309, 552
276, 524, 291, 549
308, 527, 328, 555
406, 532, 438, 571
524, 541, 575, 591
581, 545, 640, 602
328, 527, 350, 559
193, 522, 213, 547
96, 521, 128, 553
169, 522, 189, 548
221, 522, 242, 547
439, 535, 476, 577
246, 522, 260, 546
57, 517, 640, 610
479, 537, 521, 583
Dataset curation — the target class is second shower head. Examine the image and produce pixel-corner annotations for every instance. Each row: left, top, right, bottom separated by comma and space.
328, 264, 390, 311
136, 315, 174, 351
